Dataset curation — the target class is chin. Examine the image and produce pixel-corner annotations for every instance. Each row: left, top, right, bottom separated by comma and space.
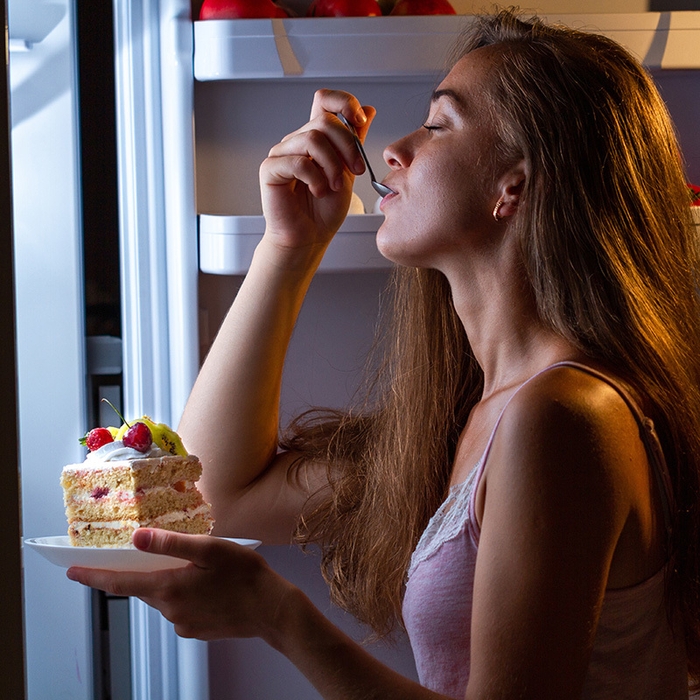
376, 222, 431, 269
375, 225, 403, 265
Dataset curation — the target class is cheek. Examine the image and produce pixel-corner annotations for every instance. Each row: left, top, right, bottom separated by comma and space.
374, 152, 492, 264
375, 197, 461, 266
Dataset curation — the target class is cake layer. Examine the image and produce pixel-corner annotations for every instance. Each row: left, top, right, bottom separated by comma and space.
67, 505, 214, 547
64, 483, 206, 521
61, 454, 203, 492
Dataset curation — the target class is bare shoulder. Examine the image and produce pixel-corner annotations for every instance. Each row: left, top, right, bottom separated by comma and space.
498, 364, 642, 464
478, 364, 648, 531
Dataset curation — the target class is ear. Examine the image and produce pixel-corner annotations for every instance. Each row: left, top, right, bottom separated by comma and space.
494, 161, 526, 219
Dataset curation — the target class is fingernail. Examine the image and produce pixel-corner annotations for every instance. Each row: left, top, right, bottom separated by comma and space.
133, 528, 152, 550
354, 158, 365, 175
355, 109, 367, 125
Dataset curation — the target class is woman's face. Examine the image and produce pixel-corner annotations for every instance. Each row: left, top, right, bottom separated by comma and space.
376, 48, 505, 271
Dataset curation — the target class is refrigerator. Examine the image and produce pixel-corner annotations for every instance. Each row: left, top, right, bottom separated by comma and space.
8, 1, 700, 699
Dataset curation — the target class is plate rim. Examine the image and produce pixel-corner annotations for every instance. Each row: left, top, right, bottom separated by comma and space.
24, 534, 262, 550
23, 534, 262, 571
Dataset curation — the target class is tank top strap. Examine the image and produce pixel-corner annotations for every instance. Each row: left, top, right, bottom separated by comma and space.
466, 362, 572, 541
469, 361, 674, 548
547, 361, 674, 548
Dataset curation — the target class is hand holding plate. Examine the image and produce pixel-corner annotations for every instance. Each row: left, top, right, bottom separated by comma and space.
66, 529, 291, 641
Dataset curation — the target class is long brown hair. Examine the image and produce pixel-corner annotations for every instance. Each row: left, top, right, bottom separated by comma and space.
283, 267, 481, 638
282, 8, 700, 679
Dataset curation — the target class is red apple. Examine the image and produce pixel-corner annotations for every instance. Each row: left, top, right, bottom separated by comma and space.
199, 0, 289, 19
307, 0, 382, 17
390, 0, 455, 15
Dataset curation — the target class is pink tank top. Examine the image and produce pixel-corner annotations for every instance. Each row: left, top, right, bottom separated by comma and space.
402, 362, 688, 699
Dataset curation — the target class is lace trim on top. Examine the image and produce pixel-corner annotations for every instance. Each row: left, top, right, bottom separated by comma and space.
407, 459, 482, 579
405, 360, 675, 582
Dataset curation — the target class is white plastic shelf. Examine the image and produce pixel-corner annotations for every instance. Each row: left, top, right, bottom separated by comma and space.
199, 213, 391, 275
194, 16, 464, 80
194, 13, 700, 82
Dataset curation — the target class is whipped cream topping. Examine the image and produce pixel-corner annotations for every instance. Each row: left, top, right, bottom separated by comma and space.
85, 440, 170, 463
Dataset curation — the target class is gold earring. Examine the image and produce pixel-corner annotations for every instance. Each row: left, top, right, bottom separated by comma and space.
492, 196, 506, 223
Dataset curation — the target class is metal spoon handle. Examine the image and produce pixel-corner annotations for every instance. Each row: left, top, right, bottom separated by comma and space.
336, 113, 394, 197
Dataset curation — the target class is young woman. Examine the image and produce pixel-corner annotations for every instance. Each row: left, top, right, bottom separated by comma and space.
69, 10, 700, 698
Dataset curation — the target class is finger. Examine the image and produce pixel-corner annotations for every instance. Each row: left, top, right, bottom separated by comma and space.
269, 128, 351, 190
353, 105, 377, 142
261, 153, 336, 199
131, 528, 218, 568
66, 565, 171, 597
309, 88, 367, 129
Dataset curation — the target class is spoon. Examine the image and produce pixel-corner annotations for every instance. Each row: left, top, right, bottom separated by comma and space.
336, 113, 395, 198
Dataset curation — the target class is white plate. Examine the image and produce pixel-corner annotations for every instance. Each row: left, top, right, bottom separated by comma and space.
24, 535, 262, 572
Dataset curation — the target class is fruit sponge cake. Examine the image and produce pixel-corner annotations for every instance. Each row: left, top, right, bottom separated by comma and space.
62, 415, 214, 547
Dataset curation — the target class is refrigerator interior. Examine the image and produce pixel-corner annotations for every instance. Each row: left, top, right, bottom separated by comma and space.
653, 69, 700, 184
193, 40, 700, 700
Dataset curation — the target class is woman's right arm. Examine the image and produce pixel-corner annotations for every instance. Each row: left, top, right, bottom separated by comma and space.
178, 91, 374, 544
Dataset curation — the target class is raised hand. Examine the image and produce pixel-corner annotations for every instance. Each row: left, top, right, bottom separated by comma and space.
259, 89, 375, 266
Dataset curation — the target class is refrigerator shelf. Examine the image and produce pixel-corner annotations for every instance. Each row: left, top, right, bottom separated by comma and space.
199, 213, 391, 274
193, 13, 700, 81
194, 16, 462, 80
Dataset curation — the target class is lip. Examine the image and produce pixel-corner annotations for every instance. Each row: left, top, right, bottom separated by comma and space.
378, 188, 398, 212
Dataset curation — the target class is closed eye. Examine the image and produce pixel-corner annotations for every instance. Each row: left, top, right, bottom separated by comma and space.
422, 123, 441, 132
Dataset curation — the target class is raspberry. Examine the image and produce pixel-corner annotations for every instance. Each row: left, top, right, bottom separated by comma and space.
122, 422, 153, 453
85, 427, 114, 452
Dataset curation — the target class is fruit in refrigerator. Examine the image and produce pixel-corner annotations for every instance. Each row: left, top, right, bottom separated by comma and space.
199, 0, 289, 19
390, 0, 455, 15
307, 0, 382, 17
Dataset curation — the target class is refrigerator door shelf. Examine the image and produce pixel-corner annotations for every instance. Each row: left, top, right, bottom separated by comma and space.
194, 15, 469, 81
199, 213, 391, 274
193, 13, 700, 82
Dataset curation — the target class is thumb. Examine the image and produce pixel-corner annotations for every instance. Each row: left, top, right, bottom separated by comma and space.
132, 528, 213, 567
132, 527, 154, 550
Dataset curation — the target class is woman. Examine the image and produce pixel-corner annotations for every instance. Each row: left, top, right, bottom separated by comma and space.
68, 10, 700, 698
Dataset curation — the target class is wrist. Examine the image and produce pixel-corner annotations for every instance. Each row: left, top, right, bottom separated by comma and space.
254, 234, 329, 278
261, 578, 315, 655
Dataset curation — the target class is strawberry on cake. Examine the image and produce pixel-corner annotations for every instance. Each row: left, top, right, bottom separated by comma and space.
62, 415, 214, 547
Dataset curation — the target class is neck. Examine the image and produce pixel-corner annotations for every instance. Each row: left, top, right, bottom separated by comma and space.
443, 251, 582, 400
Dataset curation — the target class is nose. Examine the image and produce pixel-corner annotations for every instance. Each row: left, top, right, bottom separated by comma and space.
383, 129, 422, 170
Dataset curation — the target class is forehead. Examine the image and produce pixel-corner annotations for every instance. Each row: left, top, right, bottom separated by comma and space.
432, 48, 498, 114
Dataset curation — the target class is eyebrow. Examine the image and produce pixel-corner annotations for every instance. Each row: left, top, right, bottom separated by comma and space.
430, 88, 468, 114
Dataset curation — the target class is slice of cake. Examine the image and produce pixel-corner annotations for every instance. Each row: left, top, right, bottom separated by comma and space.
62, 416, 214, 547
